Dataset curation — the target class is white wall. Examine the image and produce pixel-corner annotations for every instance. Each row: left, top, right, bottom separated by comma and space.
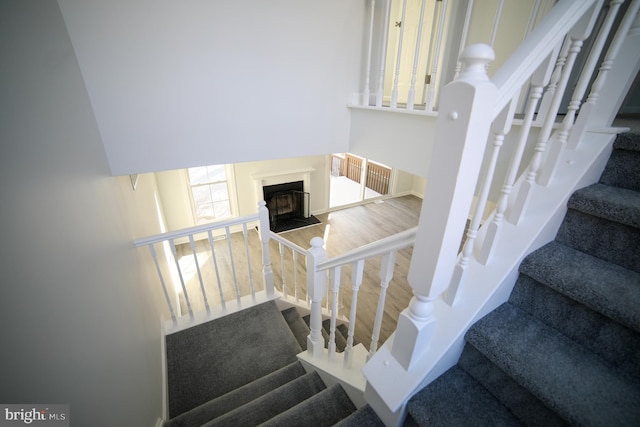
0, 2, 164, 425
57, 0, 367, 175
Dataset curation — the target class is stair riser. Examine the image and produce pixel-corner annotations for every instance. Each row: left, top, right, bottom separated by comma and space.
599, 149, 640, 192
458, 344, 568, 427
556, 209, 640, 273
510, 275, 640, 380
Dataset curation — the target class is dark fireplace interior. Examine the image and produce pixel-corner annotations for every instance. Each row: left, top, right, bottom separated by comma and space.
263, 181, 320, 233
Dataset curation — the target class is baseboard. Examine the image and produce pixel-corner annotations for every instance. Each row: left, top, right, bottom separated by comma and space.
154, 417, 164, 427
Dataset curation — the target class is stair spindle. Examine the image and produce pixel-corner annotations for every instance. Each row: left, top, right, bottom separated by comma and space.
481, 53, 555, 261
376, 0, 392, 107
424, 0, 448, 112
170, 238, 193, 318
189, 234, 210, 313
241, 223, 255, 299
279, 242, 287, 299
207, 230, 225, 308
368, 251, 396, 360
344, 259, 364, 369
363, 0, 376, 106
390, 0, 409, 108
406, 0, 427, 110
328, 267, 342, 359
225, 226, 241, 304
453, 0, 474, 79
148, 243, 177, 325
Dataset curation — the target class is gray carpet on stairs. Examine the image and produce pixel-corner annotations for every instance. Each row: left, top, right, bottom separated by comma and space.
165, 300, 302, 418
407, 131, 640, 426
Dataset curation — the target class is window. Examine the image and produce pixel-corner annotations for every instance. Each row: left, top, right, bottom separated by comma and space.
187, 165, 231, 224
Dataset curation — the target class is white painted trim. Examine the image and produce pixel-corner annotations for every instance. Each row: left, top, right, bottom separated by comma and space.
154, 418, 164, 427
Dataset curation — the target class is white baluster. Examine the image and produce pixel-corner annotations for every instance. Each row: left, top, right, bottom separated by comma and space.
570, 0, 640, 146
406, 0, 427, 110
526, 0, 542, 34
258, 201, 275, 298
447, 96, 516, 305
393, 44, 497, 370
376, 0, 393, 107
489, 0, 505, 49
480, 53, 555, 262
328, 267, 341, 359
425, 0, 448, 112
293, 251, 299, 303
278, 242, 287, 299
169, 238, 193, 318
225, 226, 240, 304
539, 4, 602, 186
344, 259, 364, 369
453, 0, 474, 79
189, 235, 210, 313
207, 230, 225, 308
420, 1, 440, 108
363, 0, 376, 106
306, 237, 327, 358
566, 0, 624, 150
391, 0, 408, 108
535, 37, 569, 125
368, 251, 397, 360
148, 244, 177, 325
241, 223, 255, 299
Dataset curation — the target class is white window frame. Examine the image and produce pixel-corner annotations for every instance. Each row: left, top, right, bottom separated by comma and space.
186, 164, 237, 225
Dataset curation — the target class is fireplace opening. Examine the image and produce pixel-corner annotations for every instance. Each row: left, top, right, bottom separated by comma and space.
263, 180, 320, 233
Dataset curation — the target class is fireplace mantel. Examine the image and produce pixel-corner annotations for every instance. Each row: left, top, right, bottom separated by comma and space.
252, 168, 314, 203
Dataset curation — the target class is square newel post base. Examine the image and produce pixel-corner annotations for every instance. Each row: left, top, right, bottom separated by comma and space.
391, 304, 436, 371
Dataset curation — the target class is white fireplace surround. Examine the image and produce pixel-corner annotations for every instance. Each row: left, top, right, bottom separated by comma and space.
251, 168, 314, 207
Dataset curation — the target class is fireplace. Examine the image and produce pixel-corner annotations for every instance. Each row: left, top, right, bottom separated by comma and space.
262, 181, 319, 233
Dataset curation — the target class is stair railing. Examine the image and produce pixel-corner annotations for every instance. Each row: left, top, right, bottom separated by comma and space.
359, 0, 638, 420
304, 227, 417, 363
134, 201, 275, 331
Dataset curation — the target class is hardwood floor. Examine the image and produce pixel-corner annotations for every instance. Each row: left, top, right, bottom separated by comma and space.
175, 195, 422, 350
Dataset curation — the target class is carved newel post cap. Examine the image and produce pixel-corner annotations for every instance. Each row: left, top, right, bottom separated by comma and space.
310, 236, 324, 250
458, 43, 495, 82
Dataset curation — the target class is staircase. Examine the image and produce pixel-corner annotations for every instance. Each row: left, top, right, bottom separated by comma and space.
164, 300, 366, 427
406, 131, 640, 426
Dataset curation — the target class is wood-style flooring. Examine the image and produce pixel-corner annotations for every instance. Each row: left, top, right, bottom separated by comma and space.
175, 195, 422, 350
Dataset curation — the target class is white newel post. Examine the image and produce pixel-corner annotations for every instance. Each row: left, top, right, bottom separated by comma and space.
258, 201, 275, 298
307, 237, 328, 358
391, 44, 497, 371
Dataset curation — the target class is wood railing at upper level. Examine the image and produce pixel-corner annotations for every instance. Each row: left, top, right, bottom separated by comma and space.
331, 153, 392, 195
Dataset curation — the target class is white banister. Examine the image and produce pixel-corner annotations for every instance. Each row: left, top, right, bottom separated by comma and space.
406, 0, 427, 109
368, 250, 397, 360
328, 267, 342, 359
489, 0, 505, 48
207, 230, 226, 308
189, 234, 210, 313
448, 95, 516, 305
363, 0, 376, 106
480, 51, 556, 263
453, 0, 474, 78
241, 223, 255, 298
390, 0, 409, 108
258, 200, 275, 298
566, 0, 625, 150
538, 1, 603, 186
425, 0, 448, 112
169, 238, 193, 318
225, 226, 241, 304
376, 0, 392, 107
306, 237, 327, 358
536, 37, 570, 125
344, 259, 364, 369
278, 242, 287, 299
148, 244, 177, 325
393, 44, 497, 370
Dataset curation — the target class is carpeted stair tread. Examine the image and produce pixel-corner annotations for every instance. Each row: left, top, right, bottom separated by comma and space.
458, 344, 570, 426
165, 300, 302, 417
599, 133, 640, 192
259, 383, 356, 427
165, 361, 307, 427
202, 371, 326, 427
334, 404, 386, 427
568, 183, 640, 229
407, 365, 523, 426
281, 307, 310, 351
556, 208, 640, 272
466, 303, 640, 426
519, 241, 640, 333
510, 274, 640, 380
